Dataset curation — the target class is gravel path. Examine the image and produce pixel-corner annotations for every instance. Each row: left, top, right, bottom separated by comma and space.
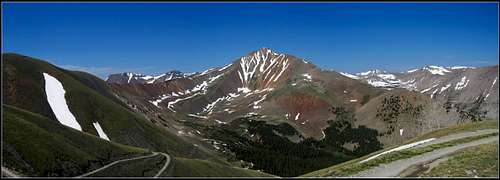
154, 152, 171, 177
353, 136, 499, 177
77, 152, 171, 177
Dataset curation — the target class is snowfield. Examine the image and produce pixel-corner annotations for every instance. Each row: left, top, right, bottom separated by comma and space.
43, 73, 82, 131
93, 122, 110, 141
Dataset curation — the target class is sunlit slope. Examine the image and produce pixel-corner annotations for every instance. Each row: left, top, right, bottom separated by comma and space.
2, 53, 211, 159
2, 104, 148, 176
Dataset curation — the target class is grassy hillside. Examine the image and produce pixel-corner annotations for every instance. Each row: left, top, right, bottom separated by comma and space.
170, 157, 274, 177
417, 142, 498, 177
2, 53, 216, 160
2, 104, 148, 177
300, 120, 498, 177
88, 153, 167, 177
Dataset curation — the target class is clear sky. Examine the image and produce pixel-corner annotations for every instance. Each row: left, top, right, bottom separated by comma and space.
2, 2, 499, 79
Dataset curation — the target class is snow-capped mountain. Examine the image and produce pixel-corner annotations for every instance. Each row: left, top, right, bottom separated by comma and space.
346, 69, 415, 89
4, 51, 498, 178
345, 65, 498, 118
106, 48, 381, 140
107, 48, 499, 140
107, 70, 187, 84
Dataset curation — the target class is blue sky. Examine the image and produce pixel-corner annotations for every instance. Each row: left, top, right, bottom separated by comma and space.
2, 2, 498, 79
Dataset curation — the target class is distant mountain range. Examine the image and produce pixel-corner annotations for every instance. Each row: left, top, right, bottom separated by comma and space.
2, 48, 498, 177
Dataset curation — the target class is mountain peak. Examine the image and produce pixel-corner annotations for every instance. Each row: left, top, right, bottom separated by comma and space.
356, 69, 386, 76
248, 47, 278, 57
421, 65, 451, 75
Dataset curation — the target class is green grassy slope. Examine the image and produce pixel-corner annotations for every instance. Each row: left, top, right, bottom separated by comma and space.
417, 142, 498, 177
300, 120, 499, 177
170, 157, 274, 177
2, 53, 212, 159
2, 104, 148, 177
88, 153, 167, 177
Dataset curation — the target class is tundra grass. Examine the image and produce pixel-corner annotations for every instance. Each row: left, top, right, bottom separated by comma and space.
406, 120, 498, 144
2, 104, 148, 177
418, 142, 498, 177
170, 157, 275, 177
301, 132, 498, 177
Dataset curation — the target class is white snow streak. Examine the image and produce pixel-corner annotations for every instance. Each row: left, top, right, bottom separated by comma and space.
43, 73, 82, 131
238, 87, 252, 93
439, 84, 451, 94
340, 72, 360, 79
188, 113, 208, 119
406, 69, 418, 73
295, 113, 301, 121
430, 88, 439, 99
421, 84, 439, 93
302, 73, 312, 81
93, 122, 110, 141
455, 76, 469, 90
218, 63, 232, 71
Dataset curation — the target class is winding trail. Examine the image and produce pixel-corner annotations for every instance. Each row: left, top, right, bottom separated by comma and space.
76, 152, 171, 177
353, 136, 499, 177
154, 152, 171, 177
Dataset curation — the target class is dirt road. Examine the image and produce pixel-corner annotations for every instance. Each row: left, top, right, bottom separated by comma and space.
353, 136, 498, 177
77, 152, 171, 177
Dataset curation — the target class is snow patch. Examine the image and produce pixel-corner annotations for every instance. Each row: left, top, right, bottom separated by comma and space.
377, 74, 397, 80
406, 69, 419, 73
356, 69, 384, 76
238, 87, 252, 93
223, 108, 235, 114
423, 65, 450, 75
188, 113, 208, 119
93, 122, 110, 141
43, 73, 82, 131
439, 84, 451, 94
340, 72, 360, 79
491, 77, 497, 89
430, 88, 439, 99
218, 63, 232, 71
295, 113, 301, 121
214, 119, 227, 124
302, 73, 312, 81
448, 66, 474, 70
127, 73, 133, 83
421, 84, 439, 93
455, 76, 469, 90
